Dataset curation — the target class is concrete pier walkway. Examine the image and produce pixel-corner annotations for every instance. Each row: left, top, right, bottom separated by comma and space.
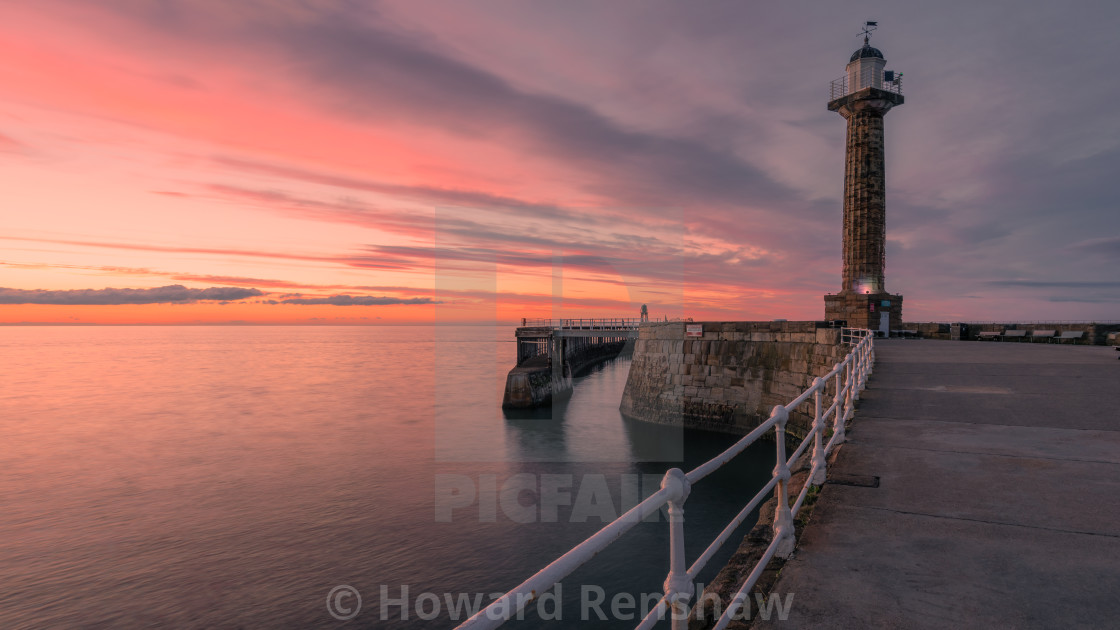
758, 339, 1120, 629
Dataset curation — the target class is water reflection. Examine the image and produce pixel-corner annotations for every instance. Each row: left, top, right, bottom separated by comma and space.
502, 357, 675, 463
0, 326, 776, 630
502, 411, 572, 462
495, 352, 778, 628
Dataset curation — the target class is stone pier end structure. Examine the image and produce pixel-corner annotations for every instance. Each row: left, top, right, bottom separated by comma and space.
620, 321, 847, 437
502, 320, 636, 409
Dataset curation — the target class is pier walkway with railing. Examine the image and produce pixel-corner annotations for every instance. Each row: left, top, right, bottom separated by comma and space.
756, 339, 1120, 629
512, 317, 641, 368
519, 317, 643, 337
469, 329, 877, 628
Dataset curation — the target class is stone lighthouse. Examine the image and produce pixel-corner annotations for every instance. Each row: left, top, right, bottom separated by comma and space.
823, 23, 905, 334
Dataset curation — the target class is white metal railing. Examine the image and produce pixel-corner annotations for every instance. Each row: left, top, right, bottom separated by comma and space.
841, 327, 872, 345
521, 317, 643, 330
458, 330, 876, 630
828, 73, 902, 101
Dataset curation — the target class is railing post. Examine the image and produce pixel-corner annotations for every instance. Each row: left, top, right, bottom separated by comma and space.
661, 468, 694, 630
852, 341, 862, 402
771, 406, 795, 558
832, 370, 844, 444
861, 338, 871, 390
810, 377, 826, 485
843, 358, 854, 423
862, 338, 868, 392
855, 340, 863, 393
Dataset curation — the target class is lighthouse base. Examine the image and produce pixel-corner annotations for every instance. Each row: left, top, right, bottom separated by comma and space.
824, 291, 903, 335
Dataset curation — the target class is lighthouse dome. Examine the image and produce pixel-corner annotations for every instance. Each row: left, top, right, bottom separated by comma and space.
850, 44, 884, 62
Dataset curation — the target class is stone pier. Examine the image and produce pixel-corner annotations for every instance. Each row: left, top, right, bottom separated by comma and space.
620, 321, 847, 437
502, 320, 637, 409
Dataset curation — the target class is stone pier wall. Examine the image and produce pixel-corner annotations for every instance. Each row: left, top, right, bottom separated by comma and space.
502, 340, 629, 409
825, 291, 903, 330
620, 322, 847, 437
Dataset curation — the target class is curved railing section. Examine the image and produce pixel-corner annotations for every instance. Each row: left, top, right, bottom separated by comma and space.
458, 329, 876, 630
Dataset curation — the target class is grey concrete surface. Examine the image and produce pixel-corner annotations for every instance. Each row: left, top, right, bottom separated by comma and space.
755, 339, 1120, 629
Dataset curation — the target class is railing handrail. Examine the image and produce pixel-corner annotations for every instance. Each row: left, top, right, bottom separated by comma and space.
521, 317, 644, 329
829, 73, 903, 101
458, 330, 877, 629
841, 327, 872, 346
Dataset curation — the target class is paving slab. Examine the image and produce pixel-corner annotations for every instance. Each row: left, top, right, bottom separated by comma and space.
755, 339, 1120, 629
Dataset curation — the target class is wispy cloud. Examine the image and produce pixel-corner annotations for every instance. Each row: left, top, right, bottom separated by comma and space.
987, 280, 1120, 289
210, 159, 583, 224
1069, 236, 1120, 260
189, 8, 795, 213
0, 285, 262, 304
1, 236, 342, 265
0, 131, 27, 153
280, 295, 438, 306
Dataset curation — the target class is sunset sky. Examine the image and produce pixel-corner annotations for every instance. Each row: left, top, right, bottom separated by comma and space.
2, 0, 1118, 325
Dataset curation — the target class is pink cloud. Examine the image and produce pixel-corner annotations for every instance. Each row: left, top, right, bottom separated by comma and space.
1, 2, 1117, 322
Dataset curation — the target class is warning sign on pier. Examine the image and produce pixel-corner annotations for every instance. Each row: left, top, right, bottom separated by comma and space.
686, 324, 703, 338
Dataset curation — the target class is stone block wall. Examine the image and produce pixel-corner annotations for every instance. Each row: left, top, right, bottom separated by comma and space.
900, 322, 952, 339
842, 108, 887, 294
620, 321, 849, 437
502, 340, 629, 409
825, 291, 903, 331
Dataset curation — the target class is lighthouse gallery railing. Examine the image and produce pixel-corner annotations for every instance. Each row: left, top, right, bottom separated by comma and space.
829, 74, 903, 101
458, 329, 876, 630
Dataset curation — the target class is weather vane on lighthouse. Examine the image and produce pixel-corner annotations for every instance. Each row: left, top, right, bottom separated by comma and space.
823, 22, 906, 336
860, 20, 877, 43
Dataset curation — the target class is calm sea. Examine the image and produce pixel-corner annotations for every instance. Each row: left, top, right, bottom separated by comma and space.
0, 326, 773, 629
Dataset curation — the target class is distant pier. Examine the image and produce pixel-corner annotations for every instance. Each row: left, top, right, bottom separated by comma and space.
502, 318, 639, 409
